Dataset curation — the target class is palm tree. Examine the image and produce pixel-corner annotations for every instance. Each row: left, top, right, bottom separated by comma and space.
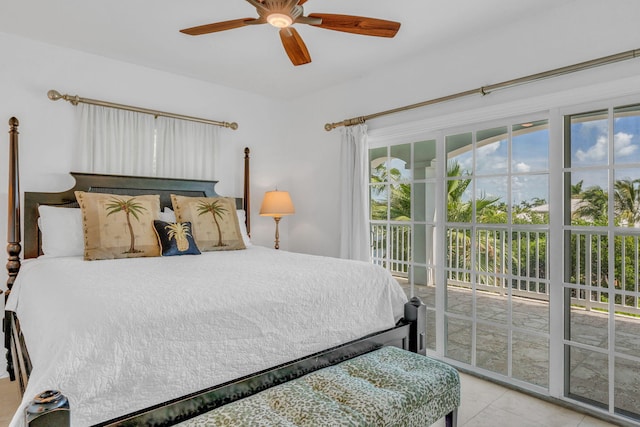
614, 178, 640, 227
447, 162, 472, 223
197, 200, 227, 247
574, 186, 608, 225
105, 197, 148, 253
447, 161, 500, 223
165, 222, 192, 251
571, 180, 584, 198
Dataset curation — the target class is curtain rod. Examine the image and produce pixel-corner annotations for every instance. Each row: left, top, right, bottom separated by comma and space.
324, 48, 640, 131
47, 90, 238, 130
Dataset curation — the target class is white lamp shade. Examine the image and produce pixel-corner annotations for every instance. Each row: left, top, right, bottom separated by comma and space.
259, 191, 295, 217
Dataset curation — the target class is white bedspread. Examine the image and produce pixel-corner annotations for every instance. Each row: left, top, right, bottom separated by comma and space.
6, 246, 407, 427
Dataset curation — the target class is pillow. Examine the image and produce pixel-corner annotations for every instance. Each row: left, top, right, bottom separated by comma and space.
165, 207, 249, 246
236, 209, 252, 247
37, 206, 84, 257
153, 220, 201, 256
170, 194, 246, 252
75, 191, 161, 260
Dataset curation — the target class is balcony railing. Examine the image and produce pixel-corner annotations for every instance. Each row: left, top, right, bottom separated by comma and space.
371, 223, 410, 276
372, 223, 640, 316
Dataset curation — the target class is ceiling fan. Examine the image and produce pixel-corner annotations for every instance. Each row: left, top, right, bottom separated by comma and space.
180, 0, 401, 66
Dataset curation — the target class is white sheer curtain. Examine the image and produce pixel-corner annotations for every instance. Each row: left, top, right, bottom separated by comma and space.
155, 116, 220, 180
74, 104, 156, 175
339, 124, 371, 262
74, 104, 220, 179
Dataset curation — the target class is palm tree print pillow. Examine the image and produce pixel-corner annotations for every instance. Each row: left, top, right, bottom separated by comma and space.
170, 195, 246, 252
75, 191, 161, 260
153, 220, 201, 256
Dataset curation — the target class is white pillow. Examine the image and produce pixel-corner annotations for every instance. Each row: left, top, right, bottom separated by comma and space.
160, 207, 177, 222
236, 209, 252, 246
163, 207, 251, 246
38, 206, 84, 257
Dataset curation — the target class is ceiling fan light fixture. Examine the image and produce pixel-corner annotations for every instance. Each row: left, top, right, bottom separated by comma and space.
267, 13, 293, 28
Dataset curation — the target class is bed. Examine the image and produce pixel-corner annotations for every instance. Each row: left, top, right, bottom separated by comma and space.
3, 117, 426, 427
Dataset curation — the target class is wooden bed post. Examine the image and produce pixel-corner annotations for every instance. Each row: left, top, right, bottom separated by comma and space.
6, 117, 21, 296
243, 147, 250, 237
5, 117, 21, 381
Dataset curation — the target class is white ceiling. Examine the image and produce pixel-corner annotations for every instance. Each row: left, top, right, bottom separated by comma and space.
2, 0, 572, 99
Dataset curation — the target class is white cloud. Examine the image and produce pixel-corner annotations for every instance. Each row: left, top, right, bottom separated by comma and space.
514, 162, 531, 173
576, 135, 608, 162
614, 132, 638, 157
477, 142, 500, 156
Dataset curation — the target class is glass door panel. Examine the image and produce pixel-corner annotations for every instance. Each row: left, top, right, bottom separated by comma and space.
444, 119, 551, 382
565, 104, 640, 421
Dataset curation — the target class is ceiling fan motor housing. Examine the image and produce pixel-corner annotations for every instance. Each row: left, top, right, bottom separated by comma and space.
257, 0, 303, 23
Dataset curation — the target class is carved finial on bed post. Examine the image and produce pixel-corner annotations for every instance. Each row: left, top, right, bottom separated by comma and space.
6, 117, 21, 297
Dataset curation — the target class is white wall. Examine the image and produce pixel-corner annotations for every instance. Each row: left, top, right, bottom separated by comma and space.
284, 0, 640, 256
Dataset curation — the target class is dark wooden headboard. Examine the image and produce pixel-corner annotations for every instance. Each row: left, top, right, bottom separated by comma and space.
23, 172, 244, 259
5, 117, 251, 294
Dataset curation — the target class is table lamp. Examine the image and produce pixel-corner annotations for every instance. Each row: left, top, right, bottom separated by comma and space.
259, 190, 295, 249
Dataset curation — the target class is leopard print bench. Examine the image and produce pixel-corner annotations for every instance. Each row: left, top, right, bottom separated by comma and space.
176, 346, 460, 426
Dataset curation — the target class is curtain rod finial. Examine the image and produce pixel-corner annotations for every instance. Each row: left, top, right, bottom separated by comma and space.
9, 117, 19, 128
47, 90, 62, 101
228, 122, 239, 130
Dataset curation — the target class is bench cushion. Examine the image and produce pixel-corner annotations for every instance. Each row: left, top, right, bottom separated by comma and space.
177, 346, 460, 426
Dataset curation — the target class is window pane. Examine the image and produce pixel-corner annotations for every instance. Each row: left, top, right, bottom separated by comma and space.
614, 168, 640, 228
570, 110, 609, 167
613, 104, 640, 165
446, 132, 473, 176
615, 356, 640, 415
566, 287, 609, 349
446, 226, 472, 283
568, 170, 608, 226
513, 332, 549, 387
446, 317, 472, 364
512, 174, 549, 224
512, 120, 549, 172
370, 184, 388, 220
568, 346, 608, 407
476, 177, 507, 224
414, 139, 436, 180
476, 324, 508, 375
390, 143, 412, 182
566, 232, 609, 288
476, 126, 508, 175
369, 147, 387, 183
413, 223, 426, 265
447, 178, 473, 222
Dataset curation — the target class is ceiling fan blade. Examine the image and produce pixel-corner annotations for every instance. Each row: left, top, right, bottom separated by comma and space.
180, 18, 258, 35
279, 27, 311, 66
307, 13, 400, 38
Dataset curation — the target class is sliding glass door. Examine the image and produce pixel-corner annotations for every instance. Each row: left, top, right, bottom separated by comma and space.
564, 104, 640, 418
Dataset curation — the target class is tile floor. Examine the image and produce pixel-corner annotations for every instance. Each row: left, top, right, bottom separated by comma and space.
0, 370, 618, 427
